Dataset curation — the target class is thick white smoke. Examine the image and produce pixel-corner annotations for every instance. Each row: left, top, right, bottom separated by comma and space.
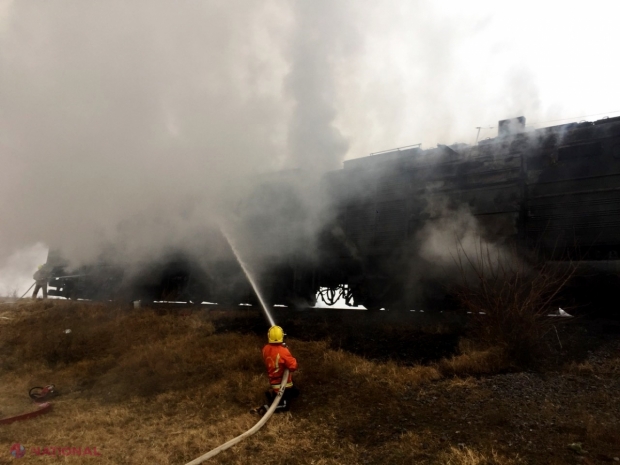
1, 0, 618, 289
0, 242, 47, 297
0, 1, 325, 265
284, 1, 354, 172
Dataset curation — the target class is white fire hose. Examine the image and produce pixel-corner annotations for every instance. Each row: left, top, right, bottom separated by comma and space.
18, 282, 35, 300
184, 369, 290, 464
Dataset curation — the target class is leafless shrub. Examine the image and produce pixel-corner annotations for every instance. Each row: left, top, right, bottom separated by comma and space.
452, 239, 575, 367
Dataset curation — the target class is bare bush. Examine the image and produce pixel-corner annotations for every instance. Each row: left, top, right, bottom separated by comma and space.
452, 240, 574, 367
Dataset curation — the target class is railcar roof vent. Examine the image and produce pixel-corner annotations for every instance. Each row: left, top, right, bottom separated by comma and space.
498, 116, 526, 137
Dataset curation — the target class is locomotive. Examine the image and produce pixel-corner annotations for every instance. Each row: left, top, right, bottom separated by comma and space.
44, 115, 620, 310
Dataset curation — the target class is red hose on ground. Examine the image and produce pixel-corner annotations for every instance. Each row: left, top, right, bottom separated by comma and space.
0, 402, 53, 425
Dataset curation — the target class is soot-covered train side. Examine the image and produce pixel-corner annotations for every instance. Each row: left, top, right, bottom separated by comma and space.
45, 116, 620, 310
318, 115, 620, 310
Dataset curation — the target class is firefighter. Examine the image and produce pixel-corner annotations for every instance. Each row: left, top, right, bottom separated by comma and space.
251, 325, 299, 415
32, 264, 51, 299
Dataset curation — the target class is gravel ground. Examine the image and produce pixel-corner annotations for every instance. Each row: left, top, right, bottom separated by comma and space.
374, 336, 620, 464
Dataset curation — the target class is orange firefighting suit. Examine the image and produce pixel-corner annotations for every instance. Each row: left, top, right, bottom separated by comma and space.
261, 343, 299, 412
262, 343, 298, 390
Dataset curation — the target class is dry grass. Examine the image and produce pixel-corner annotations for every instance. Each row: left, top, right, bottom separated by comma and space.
438, 347, 505, 376
0, 301, 449, 464
0, 301, 617, 464
566, 361, 595, 375
441, 447, 523, 465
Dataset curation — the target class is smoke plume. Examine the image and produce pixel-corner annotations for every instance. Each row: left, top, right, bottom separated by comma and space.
0, 0, 353, 266
1, 0, 617, 285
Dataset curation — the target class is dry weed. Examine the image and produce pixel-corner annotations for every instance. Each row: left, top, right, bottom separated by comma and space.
438, 349, 504, 376
566, 361, 595, 375
442, 446, 523, 465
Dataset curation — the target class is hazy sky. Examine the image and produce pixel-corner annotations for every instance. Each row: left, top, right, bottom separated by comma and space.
1, 0, 619, 295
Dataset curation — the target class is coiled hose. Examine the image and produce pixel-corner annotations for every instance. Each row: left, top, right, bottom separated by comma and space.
184, 369, 290, 464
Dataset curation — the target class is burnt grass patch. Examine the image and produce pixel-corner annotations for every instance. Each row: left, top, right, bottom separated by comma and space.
209, 307, 464, 365
207, 306, 620, 371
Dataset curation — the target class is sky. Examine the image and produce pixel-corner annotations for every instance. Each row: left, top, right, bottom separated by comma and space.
1, 0, 619, 296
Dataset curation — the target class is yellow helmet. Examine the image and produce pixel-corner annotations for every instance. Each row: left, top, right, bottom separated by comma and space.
267, 325, 284, 343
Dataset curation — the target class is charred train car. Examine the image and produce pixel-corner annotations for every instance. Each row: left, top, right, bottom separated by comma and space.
45, 116, 620, 310
319, 116, 620, 310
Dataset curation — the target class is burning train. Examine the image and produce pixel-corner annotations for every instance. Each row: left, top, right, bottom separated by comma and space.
43, 115, 620, 311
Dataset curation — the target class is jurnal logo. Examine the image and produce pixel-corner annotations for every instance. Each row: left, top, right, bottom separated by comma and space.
9, 443, 25, 459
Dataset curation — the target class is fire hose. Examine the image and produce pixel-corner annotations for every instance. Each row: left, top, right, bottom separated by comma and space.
184, 369, 289, 465
0, 386, 55, 425
18, 282, 35, 300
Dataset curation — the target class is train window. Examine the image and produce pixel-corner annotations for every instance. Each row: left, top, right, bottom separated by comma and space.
557, 142, 602, 162
612, 144, 620, 159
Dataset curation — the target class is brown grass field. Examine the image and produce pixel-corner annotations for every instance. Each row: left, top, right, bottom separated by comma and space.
0, 301, 619, 464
